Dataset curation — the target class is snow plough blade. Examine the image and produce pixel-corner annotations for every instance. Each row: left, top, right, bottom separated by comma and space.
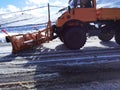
6, 23, 53, 54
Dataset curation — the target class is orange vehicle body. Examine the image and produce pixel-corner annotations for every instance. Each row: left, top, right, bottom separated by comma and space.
97, 8, 120, 20
56, 8, 120, 27
56, 8, 97, 27
6, 0, 120, 53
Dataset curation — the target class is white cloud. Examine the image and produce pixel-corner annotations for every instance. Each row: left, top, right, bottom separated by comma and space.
23, 5, 48, 17
7, 5, 20, 12
97, 3, 113, 8
0, 0, 68, 21
0, 8, 7, 14
0, 5, 20, 13
52, 1, 62, 5
24, 0, 52, 18
97, 0, 120, 8
51, 0, 68, 7
23, 0, 68, 18
26, 0, 49, 5
0, 5, 20, 18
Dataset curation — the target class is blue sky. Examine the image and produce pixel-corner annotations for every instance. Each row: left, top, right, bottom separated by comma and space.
0, 0, 68, 18
0, 0, 25, 8
0, 0, 67, 10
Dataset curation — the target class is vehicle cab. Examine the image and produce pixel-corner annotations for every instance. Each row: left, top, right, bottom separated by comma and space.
69, 0, 95, 8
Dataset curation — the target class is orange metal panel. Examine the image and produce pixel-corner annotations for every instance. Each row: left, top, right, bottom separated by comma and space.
97, 8, 120, 20
56, 8, 97, 27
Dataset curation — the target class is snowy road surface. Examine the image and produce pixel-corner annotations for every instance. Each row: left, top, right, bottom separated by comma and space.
0, 37, 120, 90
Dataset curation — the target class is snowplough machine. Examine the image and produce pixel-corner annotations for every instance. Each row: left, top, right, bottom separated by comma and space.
5, 0, 120, 53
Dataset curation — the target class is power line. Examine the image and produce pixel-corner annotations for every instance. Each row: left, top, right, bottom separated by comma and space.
0, 6, 47, 16
0, 5, 65, 16
50, 5, 65, 8
1, 18, 33, 26
0, 5, 65, 27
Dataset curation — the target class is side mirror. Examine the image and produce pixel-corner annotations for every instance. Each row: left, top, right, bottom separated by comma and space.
68, 6, 71, 13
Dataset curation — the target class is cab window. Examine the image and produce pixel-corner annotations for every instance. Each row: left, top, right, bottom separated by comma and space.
69, 0, 94, 8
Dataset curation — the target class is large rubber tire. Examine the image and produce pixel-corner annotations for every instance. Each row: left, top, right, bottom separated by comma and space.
115, 30, 120, 45
115, 22, 120, 45
98, 31, 114, 42
63, 27, 86, 49
59, 36, 64, 42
